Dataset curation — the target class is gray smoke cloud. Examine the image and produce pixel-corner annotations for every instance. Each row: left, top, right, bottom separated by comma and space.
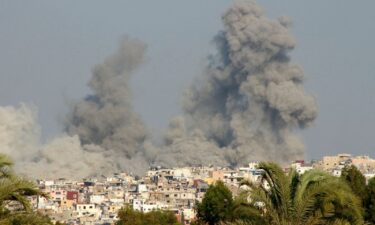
0, 38, 152, 179
64, 37, 150, 175
65, 37, 148, 159
157, 1, 318, 167
0, 1, 317, 179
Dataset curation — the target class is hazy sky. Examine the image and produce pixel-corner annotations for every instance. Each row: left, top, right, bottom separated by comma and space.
0, 0, 374, 160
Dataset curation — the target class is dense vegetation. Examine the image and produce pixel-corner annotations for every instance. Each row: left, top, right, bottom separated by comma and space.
366, 177, 375, 223
341, 165, 375, 224
116, 206, 180, 225
0, 154, 54, 225
195, 181, 234, 225
195, 162, 375, 225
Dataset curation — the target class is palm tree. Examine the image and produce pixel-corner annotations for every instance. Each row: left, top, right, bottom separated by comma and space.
0, 154, 49, 224
0, 176, 45, 212
234, 162, 364, 225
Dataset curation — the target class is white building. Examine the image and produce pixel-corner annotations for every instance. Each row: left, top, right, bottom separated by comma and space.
76, 203, 100, 219
89, 195, 105, 204
291, 162, 313, 175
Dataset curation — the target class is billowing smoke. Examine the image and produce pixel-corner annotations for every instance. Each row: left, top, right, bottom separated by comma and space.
0, 104, 40, 166
65, 37, 149, 167
157, 1, 317, 167
0, 104, 149, 179
0, 1, 317, 179
0, 38, 152, 179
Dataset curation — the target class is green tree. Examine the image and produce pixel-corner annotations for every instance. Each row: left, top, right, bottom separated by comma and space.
340, 165, 369, 224
195, 181, 234, 225
364, 176, 375, 224
341, 165, 367, 200
0, 212, 53, 225
230, 196, 266, 225
237, 162, 364, 225
116, 206, 179, 225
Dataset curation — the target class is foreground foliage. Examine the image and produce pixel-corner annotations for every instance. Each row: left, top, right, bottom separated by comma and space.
0, 154, 52, 225
341, 165, 375, 224
341, 165, 367, 199
195, 181, 234, 225
0, 212, 53, 225
364, 177, 375, 224
194, 181, 264, 225
240, 162, 363, 225
196, 162, 365, 225
116, 206, 180, 225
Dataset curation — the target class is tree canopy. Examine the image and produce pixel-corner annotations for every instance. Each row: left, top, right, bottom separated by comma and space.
364, 176, 375, 223
116, 206, 180, 225
195, 180, 234, 225
0, 154, 51, 225
233, 162, 364, 225
341, 165, 367, 200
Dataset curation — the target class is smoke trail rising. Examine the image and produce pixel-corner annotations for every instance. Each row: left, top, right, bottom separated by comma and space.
0, 1, 317, 178
65, 37, 148, 158
159, 1, 317, 167
0, 38, 152, 179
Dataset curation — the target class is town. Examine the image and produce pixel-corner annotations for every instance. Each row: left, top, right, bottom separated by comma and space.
30, 153, 375, 225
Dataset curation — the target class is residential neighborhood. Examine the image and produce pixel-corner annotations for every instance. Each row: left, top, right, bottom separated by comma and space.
31, 154, 375, 225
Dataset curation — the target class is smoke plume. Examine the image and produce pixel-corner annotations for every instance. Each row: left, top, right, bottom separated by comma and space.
158, 1, 317, 167
0, 104, 40, 167
0, 1, 317, 179
0, 38, 152, 179
65, 37, 148, 161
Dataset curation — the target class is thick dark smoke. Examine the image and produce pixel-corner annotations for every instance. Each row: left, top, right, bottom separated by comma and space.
0, 1, 317, 179
158, 1, 318, 167
65, 37, 148, 160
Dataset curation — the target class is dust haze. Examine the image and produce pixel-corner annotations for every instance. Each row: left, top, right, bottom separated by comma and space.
0, 1, 317, 179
